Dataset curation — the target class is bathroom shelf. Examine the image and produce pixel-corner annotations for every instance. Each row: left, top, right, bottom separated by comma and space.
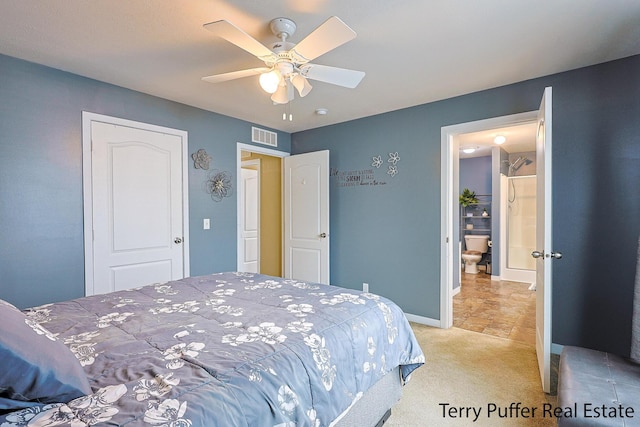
461, 195, 492, 252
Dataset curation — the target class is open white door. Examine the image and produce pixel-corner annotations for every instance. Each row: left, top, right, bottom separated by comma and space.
239, 162, 260, 273
283, 150, 330, 284
533, 86, 559, 393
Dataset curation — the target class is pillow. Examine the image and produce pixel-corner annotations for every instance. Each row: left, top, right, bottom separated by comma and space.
0, 299, 92, 412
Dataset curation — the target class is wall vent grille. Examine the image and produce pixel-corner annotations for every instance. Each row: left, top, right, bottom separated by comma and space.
251, 127, 277, 147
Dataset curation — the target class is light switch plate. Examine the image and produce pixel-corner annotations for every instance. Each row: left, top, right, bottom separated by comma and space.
203, 218, 210, 230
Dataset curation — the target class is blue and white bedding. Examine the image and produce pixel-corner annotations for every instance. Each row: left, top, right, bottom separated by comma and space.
0, 272, 424, 426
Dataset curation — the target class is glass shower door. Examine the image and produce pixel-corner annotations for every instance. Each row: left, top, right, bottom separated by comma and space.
507, 176, 536, 270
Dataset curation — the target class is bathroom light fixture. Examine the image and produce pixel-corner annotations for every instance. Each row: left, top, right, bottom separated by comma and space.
494, 135, 506, 145
462, 146, 477, 154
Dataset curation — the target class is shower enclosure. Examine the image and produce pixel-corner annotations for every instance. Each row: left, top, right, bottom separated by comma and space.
500, 174, 537, 284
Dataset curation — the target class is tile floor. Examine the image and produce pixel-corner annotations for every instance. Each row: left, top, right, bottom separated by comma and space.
453, 267, 536, 346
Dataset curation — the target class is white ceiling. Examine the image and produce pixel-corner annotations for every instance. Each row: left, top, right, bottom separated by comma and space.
1, 0, 639, 133
458, 122, 537, 158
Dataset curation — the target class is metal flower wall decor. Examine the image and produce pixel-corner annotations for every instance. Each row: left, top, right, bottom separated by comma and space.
371, 152, 401, 177
191, 149, 212, 170
205, 170, 233, 202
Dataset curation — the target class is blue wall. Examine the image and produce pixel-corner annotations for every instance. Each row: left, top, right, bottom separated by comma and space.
0, 54, 290, 309
292, 54, 640, 356
2, 51, 640, 356
460, 156, 492, 196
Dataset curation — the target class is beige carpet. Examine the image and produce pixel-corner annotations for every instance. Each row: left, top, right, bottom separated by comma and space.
387, 324, 558, 427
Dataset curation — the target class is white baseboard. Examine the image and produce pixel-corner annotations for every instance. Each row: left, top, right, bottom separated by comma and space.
452, 285, 461, 296
404, 313, 441, 328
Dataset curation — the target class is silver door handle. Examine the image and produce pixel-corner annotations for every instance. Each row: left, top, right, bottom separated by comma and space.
532, 250, 562, 259
174, 237, 183, 244
319, 233, 327, 238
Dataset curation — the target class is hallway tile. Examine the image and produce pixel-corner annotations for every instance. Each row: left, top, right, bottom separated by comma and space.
453, 269, 536, 346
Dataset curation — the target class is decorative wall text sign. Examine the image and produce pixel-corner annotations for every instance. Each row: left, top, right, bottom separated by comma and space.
330, 168, 387, 188
331, 152, 401, 189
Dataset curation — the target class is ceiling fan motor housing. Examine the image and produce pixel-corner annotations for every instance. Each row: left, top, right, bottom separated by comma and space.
270, 18, 297, 41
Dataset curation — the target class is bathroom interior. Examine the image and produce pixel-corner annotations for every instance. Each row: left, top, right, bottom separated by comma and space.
456, 122, 537, 285
452, 122, 539, 343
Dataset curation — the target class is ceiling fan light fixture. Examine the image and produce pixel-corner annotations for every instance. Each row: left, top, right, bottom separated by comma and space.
291, 74, 312, 97
271, 83, 291, 104
259, 70, 281, 94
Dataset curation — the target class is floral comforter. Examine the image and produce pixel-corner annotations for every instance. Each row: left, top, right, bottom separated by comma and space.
1, 272, 424, 426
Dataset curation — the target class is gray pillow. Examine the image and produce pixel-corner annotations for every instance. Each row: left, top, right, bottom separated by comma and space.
0, 299, 92, 412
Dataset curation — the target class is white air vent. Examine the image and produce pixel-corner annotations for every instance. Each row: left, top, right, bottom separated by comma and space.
252, 127, 277, 147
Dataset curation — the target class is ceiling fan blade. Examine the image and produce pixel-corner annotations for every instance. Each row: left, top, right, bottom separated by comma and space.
203, 20, 274, 60
291, 16, 356, 62
300, 64, 365, 88
202, 67, 270, 83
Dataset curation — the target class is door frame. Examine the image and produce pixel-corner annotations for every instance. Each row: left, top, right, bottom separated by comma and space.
236, 143, 289, 272
440, 111, 538, 328
82, 112, 190, 296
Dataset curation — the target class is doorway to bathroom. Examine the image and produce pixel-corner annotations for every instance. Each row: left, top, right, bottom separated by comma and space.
442, 115, 538, 310
454, 122, 537, 345
440, 87, 555, 393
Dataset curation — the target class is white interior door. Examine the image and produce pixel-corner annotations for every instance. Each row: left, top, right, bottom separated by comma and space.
86, 117, 188, 295
240, 162, 260, 273
534, 86, 555, 393
283, 150, 330, 284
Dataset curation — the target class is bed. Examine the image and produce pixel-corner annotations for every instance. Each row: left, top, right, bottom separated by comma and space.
0, 272, 424, 426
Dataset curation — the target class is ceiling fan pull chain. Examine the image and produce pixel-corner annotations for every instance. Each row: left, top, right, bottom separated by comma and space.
282, 102, 293, 121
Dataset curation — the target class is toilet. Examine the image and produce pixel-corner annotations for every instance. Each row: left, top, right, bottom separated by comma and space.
462, 235, 490, 274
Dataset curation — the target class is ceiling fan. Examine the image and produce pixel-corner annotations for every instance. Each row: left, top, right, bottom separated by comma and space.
202, 16, 365, 105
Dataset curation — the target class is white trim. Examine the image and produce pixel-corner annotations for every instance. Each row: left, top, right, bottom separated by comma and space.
551, 343, 563, 355
440, 130, 454, 328
440, 111, 538, 329
404, 313, 441, 328
82, 112, 190, 296
236, 143, 289, 272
